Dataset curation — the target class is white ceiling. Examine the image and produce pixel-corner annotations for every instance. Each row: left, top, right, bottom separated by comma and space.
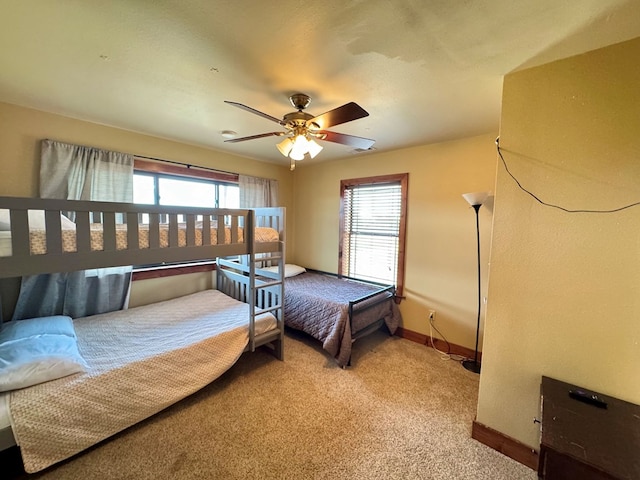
1, 1, 639, 167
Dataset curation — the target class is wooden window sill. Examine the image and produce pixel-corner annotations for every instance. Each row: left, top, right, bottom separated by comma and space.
132, 261, 216, 281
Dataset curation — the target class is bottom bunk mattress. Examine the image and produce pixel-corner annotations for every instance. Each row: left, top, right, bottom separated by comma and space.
284, 271, 401, 366
7, 289, 277, 473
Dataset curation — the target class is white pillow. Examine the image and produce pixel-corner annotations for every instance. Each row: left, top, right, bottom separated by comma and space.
0, 334, 88, 391
1, 316, 77, 340
261, 264, 306, 278
0, 209, 76, 231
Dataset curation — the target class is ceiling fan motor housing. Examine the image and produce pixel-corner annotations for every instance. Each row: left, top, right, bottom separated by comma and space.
289, 93, 311, 110
283, 111, 315, 131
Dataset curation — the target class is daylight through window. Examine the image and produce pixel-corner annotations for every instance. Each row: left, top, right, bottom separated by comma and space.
133, 159, 239, 223
340, 173, 407, 296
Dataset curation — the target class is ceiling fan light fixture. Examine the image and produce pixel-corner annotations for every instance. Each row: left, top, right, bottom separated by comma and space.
276, 137, 294, 157
290, 134, 309, 160
289, 148, 306, 161
307, 138, 323, 158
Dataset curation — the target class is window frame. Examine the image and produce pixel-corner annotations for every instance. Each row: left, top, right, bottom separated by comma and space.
131, 158, 239, 280
338, 173, 408, 298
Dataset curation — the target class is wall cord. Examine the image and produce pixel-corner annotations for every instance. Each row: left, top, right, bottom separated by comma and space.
496, 137, 640, 213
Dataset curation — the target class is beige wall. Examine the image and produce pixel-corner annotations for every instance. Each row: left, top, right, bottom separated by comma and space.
0, 100, 498, 347
0, 102, 293, 307
129, 272, 215, 308
292, 134, 498, 348
477, 37, 640, 449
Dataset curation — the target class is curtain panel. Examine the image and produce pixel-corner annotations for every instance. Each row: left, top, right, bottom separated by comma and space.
239, 175, 278, 208
40, 140, 134, 202
12, 140, 134, 320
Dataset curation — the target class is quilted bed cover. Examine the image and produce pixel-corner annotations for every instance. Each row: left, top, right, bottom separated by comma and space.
9, 289, 276, 473
284, 272, 401, 366
0, 223, 279, 257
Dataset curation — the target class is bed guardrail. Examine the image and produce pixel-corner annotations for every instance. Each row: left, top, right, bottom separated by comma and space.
305, 268, 397, 340
0, 196, 261, 278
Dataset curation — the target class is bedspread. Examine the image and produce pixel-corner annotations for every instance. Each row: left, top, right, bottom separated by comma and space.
9, 290, 276, 473
284, 272, 400, 366
18, 223, 279, 255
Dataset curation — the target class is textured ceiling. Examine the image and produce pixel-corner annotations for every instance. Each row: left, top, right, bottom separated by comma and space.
1, 0, 639, 167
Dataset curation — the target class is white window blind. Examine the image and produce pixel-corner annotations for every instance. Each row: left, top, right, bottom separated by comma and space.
342, 182, 401, 285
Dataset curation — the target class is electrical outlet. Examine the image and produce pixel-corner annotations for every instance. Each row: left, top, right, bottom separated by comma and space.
428, 310, 436, 322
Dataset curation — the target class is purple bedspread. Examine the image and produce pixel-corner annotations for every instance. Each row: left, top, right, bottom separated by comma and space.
284, 272, 401, 366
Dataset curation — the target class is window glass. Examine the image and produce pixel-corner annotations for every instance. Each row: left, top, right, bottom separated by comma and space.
133, 174, 155, 204
219, 183, 240, 208
158, 177, 215, 208
132, 172, 239, 210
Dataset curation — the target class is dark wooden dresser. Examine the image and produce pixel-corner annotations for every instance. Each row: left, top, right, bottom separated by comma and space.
538, 376, 640, 479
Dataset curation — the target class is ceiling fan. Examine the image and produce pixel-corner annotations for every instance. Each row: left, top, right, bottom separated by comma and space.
224, 93, 375, 169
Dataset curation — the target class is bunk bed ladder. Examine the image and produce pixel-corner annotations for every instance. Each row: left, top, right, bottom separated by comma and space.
247, 209, 257, 354
254, 252, 284, 360
215, 207, 285, 361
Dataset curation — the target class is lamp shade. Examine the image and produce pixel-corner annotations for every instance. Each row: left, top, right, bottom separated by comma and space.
290, 135, 309, 160
277, 137, 294, 157
307, 138, 323, 158
462, 192, 489, 207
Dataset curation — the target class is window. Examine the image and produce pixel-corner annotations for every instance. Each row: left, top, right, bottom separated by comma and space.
339, 173, 408, 297
134, 159, 239, 211
131, 158, 239, 279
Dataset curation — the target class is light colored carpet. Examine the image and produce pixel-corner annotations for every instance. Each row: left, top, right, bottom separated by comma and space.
32, 329, 537, 479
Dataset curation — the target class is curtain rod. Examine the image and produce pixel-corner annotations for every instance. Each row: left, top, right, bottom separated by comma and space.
43, 139, 239, 177
134, 154, 238, 177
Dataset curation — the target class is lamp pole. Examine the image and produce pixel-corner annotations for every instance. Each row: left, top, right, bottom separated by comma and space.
461, 192, 488, 374
462, 203, 482, 373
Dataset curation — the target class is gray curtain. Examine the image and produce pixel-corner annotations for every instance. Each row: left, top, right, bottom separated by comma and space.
238, 175, 279, 266
12, 140, 134, 320
239, 175, 278, 207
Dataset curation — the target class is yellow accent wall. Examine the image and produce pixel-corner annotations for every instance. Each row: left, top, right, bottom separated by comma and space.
292, 134, 498, 347
0, 101, 293, 307
477, 36, 640, 449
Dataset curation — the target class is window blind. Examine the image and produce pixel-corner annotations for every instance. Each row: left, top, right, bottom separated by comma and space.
342, 182, 401, 285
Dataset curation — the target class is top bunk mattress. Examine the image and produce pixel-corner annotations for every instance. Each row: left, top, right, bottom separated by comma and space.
0, 222, 280, 257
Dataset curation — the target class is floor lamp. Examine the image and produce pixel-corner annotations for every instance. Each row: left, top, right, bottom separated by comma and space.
461, 192, 489, 374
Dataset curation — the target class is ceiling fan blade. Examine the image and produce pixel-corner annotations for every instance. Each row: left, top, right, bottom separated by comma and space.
317, 131, 375, 149
224, 132, 285, 143
309, 102, 369, 129
224, 101, 284, 125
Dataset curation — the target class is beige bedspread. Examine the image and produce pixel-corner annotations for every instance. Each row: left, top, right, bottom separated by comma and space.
9, 290, 276, 473
23, 223, 279, 255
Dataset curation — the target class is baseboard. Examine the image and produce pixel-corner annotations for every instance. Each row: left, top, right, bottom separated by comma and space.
395, 327, 481, 362
471, 421, 539, 471
395, 328, 536, 471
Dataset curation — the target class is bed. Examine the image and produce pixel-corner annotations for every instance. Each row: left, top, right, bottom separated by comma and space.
0, 196, 285, 473
281, 268, 401, 367
0, 196, 283, 277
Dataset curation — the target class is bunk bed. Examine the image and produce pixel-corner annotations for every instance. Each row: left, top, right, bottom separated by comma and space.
279, 267, 401, 367
0, 196, 285, 473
